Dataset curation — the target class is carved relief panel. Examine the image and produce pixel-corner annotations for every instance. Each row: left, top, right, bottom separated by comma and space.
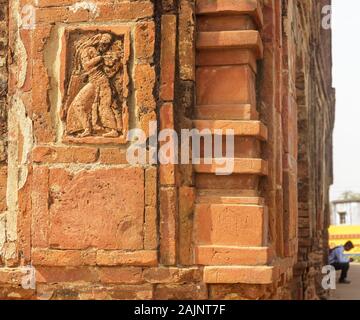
60, 26, 130, 144
16, 1, 157, 270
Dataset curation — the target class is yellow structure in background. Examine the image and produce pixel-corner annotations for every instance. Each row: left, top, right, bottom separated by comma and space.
329, 225, 360, 255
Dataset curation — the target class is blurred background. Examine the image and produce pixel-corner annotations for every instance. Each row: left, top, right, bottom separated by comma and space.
330, 0, 360, 256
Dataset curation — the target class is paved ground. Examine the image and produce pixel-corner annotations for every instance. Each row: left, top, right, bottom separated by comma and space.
330, 263, 360, 300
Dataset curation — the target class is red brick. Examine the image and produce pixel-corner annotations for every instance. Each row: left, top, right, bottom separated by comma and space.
160, 187, 177, 265
35, 283, 153, 300
140, 111, 156, 138
45, 168, 144, 250
159, 103, 176, 185
99, 148, 128, 165
32, 146, 98, 164
197, 31, 263, 58
144, 207, 158, 251
160, 15, 176, 101
209, 283, 270, 300
196, 65, 256, 106
197, 48, 257, 72
162, 0, 176, 12
198, 15, 256, 32
196, 174, 260, 190
35, 2, 154, 24
145, 167, 157, 207
193, 120, 268, 140
96, 2, 154, 21
143, 267, 202, 284
160, 102, 175, 131
194, 104, 258, 121
36, 0, 75, 6
179, 0, 195, 81
194, 159, 268, 175
178, 187, 195, 265
135, 64, 156, 111
194, 204, 267, 247
31, 59, 49, 111
107, 284, 153, 300
135, 21, 155, 61
0, 166, 7, 212
36, 267, 97, 283
31, 167, 49, 248
0, 268, 26, 284
160, 164, 176, 187
96, 250, 157, 267
97, 267, 143, 284
154, 283, 208, 300
32, 249, 96, 267
203, 266, 279, 285
195, 246, 272, 266
196, 0, 263, 27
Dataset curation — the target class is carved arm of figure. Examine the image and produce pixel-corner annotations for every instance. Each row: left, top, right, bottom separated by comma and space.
103, 52, 119, 66
81, 47, 103, 70
103, 53, 123, 78
104, 62, 123, 79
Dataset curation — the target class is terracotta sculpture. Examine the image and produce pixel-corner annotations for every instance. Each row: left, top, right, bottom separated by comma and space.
61, 33, 125, 138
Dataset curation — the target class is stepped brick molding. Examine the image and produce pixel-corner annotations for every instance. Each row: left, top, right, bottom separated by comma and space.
0, 0, 335, 300
194, 0, 271, 286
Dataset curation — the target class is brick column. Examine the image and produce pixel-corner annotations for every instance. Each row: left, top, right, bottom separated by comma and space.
0, 0, 8, 266
193, 0, 278, 284
159, 13, 177, 266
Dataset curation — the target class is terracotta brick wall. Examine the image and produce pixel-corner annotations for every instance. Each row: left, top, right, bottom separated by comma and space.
289, 0, 335, 300
0, 0, 8, 266
0, 0, 334, 300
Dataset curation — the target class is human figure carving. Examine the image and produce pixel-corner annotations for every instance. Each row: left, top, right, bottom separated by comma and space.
61, 33, 124, 138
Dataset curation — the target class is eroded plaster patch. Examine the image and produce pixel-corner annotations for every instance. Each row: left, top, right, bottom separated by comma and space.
6, 95, 33, 243
0, 213, 6, 256
69, 1, 100, 19
16, 13, 28, 89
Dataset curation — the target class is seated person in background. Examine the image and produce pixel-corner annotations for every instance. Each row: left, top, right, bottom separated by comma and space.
329, 241, 355, 284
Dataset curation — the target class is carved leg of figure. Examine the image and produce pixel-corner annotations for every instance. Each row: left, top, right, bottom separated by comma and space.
76, 112, 92, 137
79, 128, 92, 137
91, 88, 102, 132
98, 82, 118, 137
66, 83, 95, 137
103, 129, 119, 137
93, 125, 103, 132
113, 103, 123, 134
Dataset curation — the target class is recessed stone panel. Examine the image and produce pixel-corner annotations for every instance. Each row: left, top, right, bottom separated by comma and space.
31, 167, 145, 251
60, 26, 131, 144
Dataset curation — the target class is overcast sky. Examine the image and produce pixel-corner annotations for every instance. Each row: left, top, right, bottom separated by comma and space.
330, 0, 360, 200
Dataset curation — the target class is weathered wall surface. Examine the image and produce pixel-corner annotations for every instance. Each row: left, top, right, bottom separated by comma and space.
0, 0, 9, 296
257, 0, 334, 299
0, 0, 334, 300
0, 0, 8, 268
289, 0, 335, 300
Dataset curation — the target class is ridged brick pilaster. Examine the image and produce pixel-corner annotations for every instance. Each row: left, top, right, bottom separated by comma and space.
194, 0, 275, 284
